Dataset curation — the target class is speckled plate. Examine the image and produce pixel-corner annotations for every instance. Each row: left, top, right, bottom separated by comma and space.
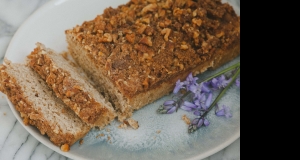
4, 0, 240, 159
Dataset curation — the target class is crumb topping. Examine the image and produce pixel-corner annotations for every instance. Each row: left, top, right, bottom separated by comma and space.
118, 122, 128, 129
182, 114, 191, 125
66, 0, 240, 98
61, 144, 70, 152
96, 133, 105, 138
79, 139, 84, 145
126, 118, 139, 129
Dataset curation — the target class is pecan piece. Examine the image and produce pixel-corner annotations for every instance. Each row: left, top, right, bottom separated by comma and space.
161, 28, 171, 41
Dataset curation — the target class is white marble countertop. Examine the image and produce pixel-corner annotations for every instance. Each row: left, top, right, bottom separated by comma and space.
0, 0, 240, 159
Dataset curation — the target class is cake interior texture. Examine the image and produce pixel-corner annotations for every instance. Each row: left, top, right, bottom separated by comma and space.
27, 43, 117, 128
0, 62, 91, 147
65, 0, 240, 121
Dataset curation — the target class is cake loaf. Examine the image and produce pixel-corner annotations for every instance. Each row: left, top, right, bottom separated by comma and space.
27, 43, 117, 128
0, 61, 91, 150
65, 0, 240, 121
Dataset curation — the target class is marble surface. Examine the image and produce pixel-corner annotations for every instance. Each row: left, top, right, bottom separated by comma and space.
0, 0, 240, 160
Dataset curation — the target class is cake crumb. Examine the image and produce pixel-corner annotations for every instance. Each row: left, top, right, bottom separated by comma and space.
107, 136, 111, 141
23, 117, 29, 125
60, 144, 70, 152
182, 114, 191, 125
105, 128, 110, 132
96, 133, 105, 138
118, 123, 127, 129
3, 112, 6, 116
126, 118, 139, 130
60, 51, 69, 60
79, 139, 84, 145
156, 130, 161, 134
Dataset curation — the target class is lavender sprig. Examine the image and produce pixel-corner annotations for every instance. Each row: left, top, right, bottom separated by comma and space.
188, 67, 240, 133
157, 62, 240, 133
160, 62, 240, 112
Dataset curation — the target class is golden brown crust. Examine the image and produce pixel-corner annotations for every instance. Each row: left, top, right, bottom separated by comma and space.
27, 45, 116, 127
0, 65, 89, 147
65, 0, 240, 120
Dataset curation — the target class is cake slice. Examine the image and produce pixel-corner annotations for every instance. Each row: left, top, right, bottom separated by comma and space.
65, 0, 240, 121
27, 43, 117, 128
0, 60, 91, 150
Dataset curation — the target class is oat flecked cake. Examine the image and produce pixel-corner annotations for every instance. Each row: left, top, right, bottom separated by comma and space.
0, 61, 91, 150
27, 43, 117, 128
65, 0, 240, 121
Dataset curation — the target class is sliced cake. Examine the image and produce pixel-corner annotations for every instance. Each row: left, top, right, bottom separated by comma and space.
0, 60, 91, 151
27, 43, 117, 128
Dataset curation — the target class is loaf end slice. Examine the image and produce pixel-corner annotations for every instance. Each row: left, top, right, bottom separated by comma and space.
27, 43, 117, 128
0, 60, 91, 150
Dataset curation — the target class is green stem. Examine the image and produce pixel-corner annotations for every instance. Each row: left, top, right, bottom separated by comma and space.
200, 67, 240, 119
201, 62, 240, 83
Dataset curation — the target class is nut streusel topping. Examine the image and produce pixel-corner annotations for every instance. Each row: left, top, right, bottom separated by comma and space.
66, 0, 240, 98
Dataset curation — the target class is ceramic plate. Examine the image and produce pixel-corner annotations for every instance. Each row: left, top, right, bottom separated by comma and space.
4, 0, 240, 159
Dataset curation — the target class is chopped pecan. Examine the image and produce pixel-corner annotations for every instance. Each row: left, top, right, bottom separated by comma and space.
173, 8, 183, 17
137, 24, 147, 34
144, 26, 154, 35
126, 33, 135, 44
139, 36, 153, 46
99, 33, 112, 43
141, 4, 158, 15
147, 0, 156, 3
161, 28, 171, 41
216, 31, 225, 38
192, 18, 202, 27
141, 17, 150, 24
158, 8, 166, 17
162, 0, 173, 9
180, 44, 189, 50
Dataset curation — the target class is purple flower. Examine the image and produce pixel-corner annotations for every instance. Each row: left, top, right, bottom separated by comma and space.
204, 93, 213, 110
166, 106, 176, 114
190, 82, 211, 98
235, 77, 240, 87
192, 117, 210, 128
193, 110, 201, 116
215, 104, 232, 118
211, 75, 231, 89
157, 100, 178, 114
163, 100, 177, 114
173, 80, 185, 94
180, 101, 198, 112
201, 82, 211, 93
163, 100, 175, 106
188, 117, 210, 133
193, 93, 206, 110
183, 73, 198, 91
